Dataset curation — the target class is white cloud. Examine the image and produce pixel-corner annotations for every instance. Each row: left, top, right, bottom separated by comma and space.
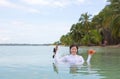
0, 0, 12, 7
21, 0, 49, 5
0, 19, 71, 43
0, 0, 85, 13
0, 20, 35, 43
11, 20, 24, 25
10, 20, 34, 31
0, 0, 40, 13
52, 1, 68, 7
77, 0, 84, 3
11, 20, 32, 26
0, 36, 10, 43
21, 0, 85, 7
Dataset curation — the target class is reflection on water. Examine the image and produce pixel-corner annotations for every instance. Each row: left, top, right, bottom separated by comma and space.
52, 62, 106, 79
0, 46, 119, 79
53, 62, 89, 74
69, 65, 79, 74
53, 63, 59, 74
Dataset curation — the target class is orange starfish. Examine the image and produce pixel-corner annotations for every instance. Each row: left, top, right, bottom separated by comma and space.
88, 49, 96, 55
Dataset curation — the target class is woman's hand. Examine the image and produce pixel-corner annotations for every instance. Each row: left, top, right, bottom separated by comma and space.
86, 49, 96, 64
88, 49, 96, 55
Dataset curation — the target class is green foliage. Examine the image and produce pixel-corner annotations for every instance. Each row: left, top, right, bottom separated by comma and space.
89, 30, 102, 44
80, 34, 90, 45
80, 30, 102, 45
58, 0, 120, 45
60, 33, 73, 45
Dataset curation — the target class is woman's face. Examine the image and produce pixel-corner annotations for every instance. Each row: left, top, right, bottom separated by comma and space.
70, 46, 78, 55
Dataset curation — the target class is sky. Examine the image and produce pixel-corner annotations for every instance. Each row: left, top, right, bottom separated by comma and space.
0, 0, 107, 44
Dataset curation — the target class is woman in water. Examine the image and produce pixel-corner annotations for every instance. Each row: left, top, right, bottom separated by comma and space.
53, 44, 95, 65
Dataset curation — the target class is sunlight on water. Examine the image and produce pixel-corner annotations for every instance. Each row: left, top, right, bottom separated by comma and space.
0, 46, 119, 79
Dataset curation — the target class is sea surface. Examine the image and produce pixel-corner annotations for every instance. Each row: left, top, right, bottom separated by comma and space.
0, 46, 119, 79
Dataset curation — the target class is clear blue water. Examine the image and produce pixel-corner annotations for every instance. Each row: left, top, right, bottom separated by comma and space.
0, 46, 119, 79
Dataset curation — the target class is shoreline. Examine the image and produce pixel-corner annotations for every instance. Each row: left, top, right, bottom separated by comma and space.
0, 44, 52, 46
0, 44, 120, 48
53, 44, 120, 48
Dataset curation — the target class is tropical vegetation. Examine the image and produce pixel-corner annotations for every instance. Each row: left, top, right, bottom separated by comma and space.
54, 0, 120, 46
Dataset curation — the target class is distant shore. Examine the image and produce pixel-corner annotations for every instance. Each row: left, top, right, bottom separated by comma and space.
0, 44, 120, 47
53, 44, 120, 48
0, 44, 52, 46
102, 44, 120, 48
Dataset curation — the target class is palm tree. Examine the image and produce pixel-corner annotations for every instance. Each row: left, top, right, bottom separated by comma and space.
79, 12, 91, 34
70, 23, 84, 44
78, 13, 92, 45
106, 0, 120, 44
92, 0, 120, 45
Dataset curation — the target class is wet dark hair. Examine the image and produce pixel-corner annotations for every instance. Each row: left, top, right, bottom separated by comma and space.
69, 44, 78, 54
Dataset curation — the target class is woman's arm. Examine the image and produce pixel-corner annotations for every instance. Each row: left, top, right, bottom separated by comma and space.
53, 45, 67, 63
86, 49, 96, 65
